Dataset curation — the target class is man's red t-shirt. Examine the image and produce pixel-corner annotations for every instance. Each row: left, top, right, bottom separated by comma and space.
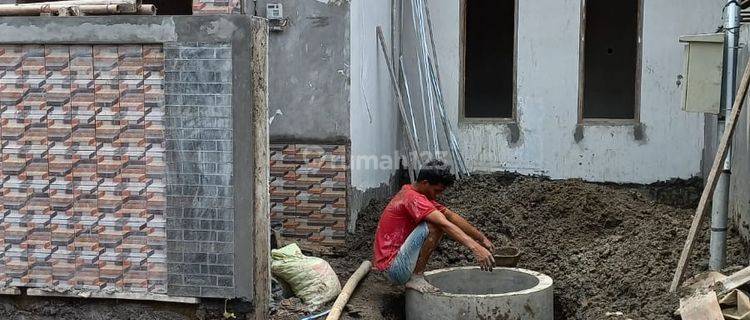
373, 184, 446, 271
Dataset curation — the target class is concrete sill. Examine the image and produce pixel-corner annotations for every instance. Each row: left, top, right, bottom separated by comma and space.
459, 118, 516, 125
25, 288, 200, 304
578, 119, 640, 126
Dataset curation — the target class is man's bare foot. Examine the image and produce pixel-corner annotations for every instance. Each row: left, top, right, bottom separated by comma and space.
405, 275, 440, 293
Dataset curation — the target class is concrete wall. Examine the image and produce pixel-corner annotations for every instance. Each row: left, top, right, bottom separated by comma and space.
349, 0, 400, 231
257, 0, 351, 143
400, 0, 724, 183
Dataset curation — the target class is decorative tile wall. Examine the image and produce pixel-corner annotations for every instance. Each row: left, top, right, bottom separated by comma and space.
0, 44, 167, 293
192, 0, 241, 15
270, 144, 348, 253
163, 42, 236, 298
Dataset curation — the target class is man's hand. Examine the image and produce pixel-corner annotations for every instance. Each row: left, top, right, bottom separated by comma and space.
472, 245, 495, 272
480, 237, 495, 254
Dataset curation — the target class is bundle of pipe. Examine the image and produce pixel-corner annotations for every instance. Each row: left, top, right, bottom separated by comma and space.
0, 0, 156, 16
401, 0, 469, 177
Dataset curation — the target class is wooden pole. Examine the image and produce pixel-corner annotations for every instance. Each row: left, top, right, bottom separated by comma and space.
0, 1, 137, 15
671, 59, 750, 292
0, 4, 119, 15
325, 261, 372, 320
376, 26, 421, 182
251, 18, 271, 320
135, 4, 155, 15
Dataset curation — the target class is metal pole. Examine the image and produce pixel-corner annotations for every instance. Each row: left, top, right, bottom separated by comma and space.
423, 0, 470, 175
710, 0, 740, 271
410, 0, 432, 157
400, 56, 422, 166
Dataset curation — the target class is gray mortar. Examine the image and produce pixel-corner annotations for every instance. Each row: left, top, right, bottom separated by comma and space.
633, 122, 647, 142
406, 267, 553, 320
506, 122, 522, 146
574, 125, 585, 143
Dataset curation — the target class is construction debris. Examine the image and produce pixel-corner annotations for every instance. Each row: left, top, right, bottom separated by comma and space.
720, 290, 750, 320
679, 290, 724, 320
0, 0, 156, 16
719, 266, 750, 295
676, 266, 750, 320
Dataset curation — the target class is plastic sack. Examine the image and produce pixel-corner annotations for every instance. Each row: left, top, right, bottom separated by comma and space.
271, 243, 342, 306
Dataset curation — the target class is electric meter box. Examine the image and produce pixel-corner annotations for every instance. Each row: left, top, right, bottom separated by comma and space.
680, 33, 725, 114
267, 3, 283, 20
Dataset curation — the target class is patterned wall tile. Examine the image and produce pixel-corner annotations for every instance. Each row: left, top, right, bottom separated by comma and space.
22, 45, 45, 79
270, 144, 348, 253
93, 46, 118, 80
0, 44, 166, 294
70, 46, 93, 80
0, 46, 23, 81
143, 45, 164, 82
118, 46, 143, 80
45, 46, 70, 80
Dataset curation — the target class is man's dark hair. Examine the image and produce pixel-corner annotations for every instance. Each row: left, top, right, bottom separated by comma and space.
417, 159, 455, 186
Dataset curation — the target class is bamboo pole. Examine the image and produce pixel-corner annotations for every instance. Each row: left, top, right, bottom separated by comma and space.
0, 0, 138, 15
325, 261, 372, 320
670, 58, 750, 292
0, 4, 120, 16
0, 0, 138, 7
135, 4, 155, 15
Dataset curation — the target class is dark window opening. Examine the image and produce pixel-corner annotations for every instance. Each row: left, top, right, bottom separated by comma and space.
582, 0, 639, 120
143, 0, 193, 15
464, 0, 515, 119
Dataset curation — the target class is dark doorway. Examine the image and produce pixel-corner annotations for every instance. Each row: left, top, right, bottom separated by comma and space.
463, 0, 515, 119
581, 0, 640, 120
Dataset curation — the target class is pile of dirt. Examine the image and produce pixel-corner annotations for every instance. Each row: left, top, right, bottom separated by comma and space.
328, 173, 747, 320
0, 295, 239, 320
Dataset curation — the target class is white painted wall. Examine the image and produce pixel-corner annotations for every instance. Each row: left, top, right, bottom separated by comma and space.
400, 0, 725, 183
350, 0, 400, 190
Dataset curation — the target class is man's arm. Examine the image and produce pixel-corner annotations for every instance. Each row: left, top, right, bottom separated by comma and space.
424, 210, 495, 271
442, 208, 495, 253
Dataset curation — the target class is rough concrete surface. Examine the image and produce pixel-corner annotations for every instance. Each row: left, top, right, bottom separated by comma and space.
275, 173, 745, 320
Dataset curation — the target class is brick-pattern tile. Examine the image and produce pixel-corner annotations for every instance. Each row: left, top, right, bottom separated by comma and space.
192, 0, 241, 14
0, 44, 166, 293
270, 144, 348, 252
164, 42, 234, 298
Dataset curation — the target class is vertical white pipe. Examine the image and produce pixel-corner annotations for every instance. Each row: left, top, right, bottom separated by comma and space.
710, 0, 740, 271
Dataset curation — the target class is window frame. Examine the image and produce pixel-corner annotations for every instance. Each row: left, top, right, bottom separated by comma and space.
577, 0, 644, 126
459, 0, 519, 124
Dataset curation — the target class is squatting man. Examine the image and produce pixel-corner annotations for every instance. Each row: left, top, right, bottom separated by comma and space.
373, 160, 496, 292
